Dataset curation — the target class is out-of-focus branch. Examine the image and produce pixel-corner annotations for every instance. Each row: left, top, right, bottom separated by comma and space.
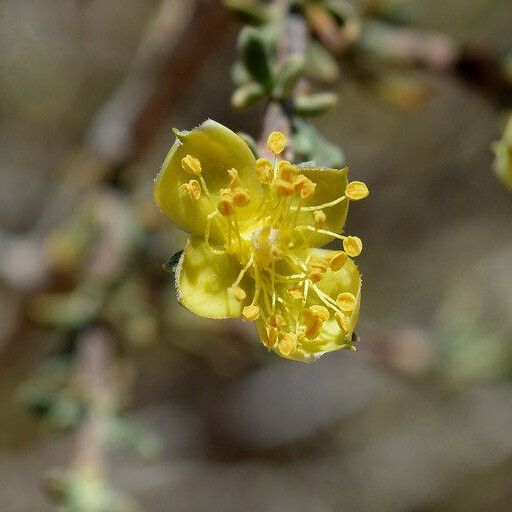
258, 10, 309, 160
357, 20, 512, 106
0, 0, 230, 373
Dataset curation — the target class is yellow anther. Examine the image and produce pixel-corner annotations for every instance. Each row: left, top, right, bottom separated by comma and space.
308, 267, 323, 283
255, 158, 273, 184
310, 257, 329, 273
329, 251, 347, 271
179, 179, 201, 200
278, 332, 297, 356
218, 189, 235, 216
287, 286, 303, 300
232, 187, 251, 207
343, 236, 363, 257
227, 168, 242, 188
264, 326, 279, 348
181, 154, 202, 176
268, 312, 286, 328
336, 292, 357, 312
309, 305, 330, 321
303, 306, 329, 340
335, 312, 349, 332
276, 178, 295, 196
278, 161, 297, 182
345, 181, 369, 200
267, 131, 286, 155
242, 304, 260, 321
294, 175, 316, 199
313, 210, 327, 229
228, 285, 246, 302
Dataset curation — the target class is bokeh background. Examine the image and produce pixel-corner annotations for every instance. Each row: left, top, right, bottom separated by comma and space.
1, 0, 512, 510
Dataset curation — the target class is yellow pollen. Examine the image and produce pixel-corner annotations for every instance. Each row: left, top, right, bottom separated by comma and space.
218, 189, 235, 216
181, 154, 202, 176
232, 187, 251, 207
276, 178, 295, 196
310, 257, 329, 273
345, 181, 369, 200
268, 312, 286, 328
303, 305, 329, 340
278, 332, 297, 356
294, 175, 316, 199
329, 251, 347, 271
335, 312, 349, 331
308, 267, 323, 283
343, 236, 363, 257
309, 305, 330, 321
278, 161, 297, 182
287, 286, 303, 300
179, 179, 201, 200
336, 292, 356, 312
313, 210, 326, 229
228, 285, 246, 301
267, 131, 286, 155
255, 158, 273, 184
242, 304, 260, 321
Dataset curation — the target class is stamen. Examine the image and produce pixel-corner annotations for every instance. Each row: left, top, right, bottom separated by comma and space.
292, 195, 346, 212
287, 286, 303, 300
181, 155, 202, 176
278, 332, 297, 356
294, 175, 316, 199
336, 292, 357, 312
345, 181, 369, 200
343, 236, 363, 257
313, 210, 326, 229
267, 131, 286, 155
329, 251, 347, 271
228, 285, 246, 302
179, 179, 201, 200
218, 189, 235, 216
255, 158, 273, 184
295, 225, 345, 241
335, 312, 349, 331
227, 168, 241, 188
242, 304, 260, 320
232, 187, 251, 207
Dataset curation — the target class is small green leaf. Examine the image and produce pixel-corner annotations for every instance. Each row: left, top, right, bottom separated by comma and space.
238, 26, 273, 87
305, 41, 340, 84
231, 82, 267, 109
273, 54, 306, 99
293, 92, 338, 116
163, 250, 183, 274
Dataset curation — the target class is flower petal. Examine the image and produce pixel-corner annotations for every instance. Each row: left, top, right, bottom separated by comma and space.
154, 119, 264, 240
296, 166, 349, 247
175, 236, 253, 319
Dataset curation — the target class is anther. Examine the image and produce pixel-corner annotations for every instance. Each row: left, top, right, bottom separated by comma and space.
287, 286, 303, 300
228, 285, 246, 301
335, 312, 349, 331
264, 326, 279, 348
242, 304, 260, 321
303, 306, 329, 340
232, 187, 251, 207
343, 236, 363, 257
336, 292, 356, 312
345, 181, 369, 200
278, 161, 297, 182
276, 179, 295, 196
294, 175, 316, 199
329, 251, 347, 271
255, 158, 273, 185
218, 189, 235, 216
181, 155, 202, 176
179, 180, 201, 200
313, 210, 326, 229
278, 332, 297, 356
267, 131, 286, 155
268, 312, 286, 328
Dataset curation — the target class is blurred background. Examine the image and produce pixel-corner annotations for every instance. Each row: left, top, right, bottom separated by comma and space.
1, 0, 512, 510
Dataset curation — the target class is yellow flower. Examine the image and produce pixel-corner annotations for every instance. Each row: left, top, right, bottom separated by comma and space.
154, 120, 368, 362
